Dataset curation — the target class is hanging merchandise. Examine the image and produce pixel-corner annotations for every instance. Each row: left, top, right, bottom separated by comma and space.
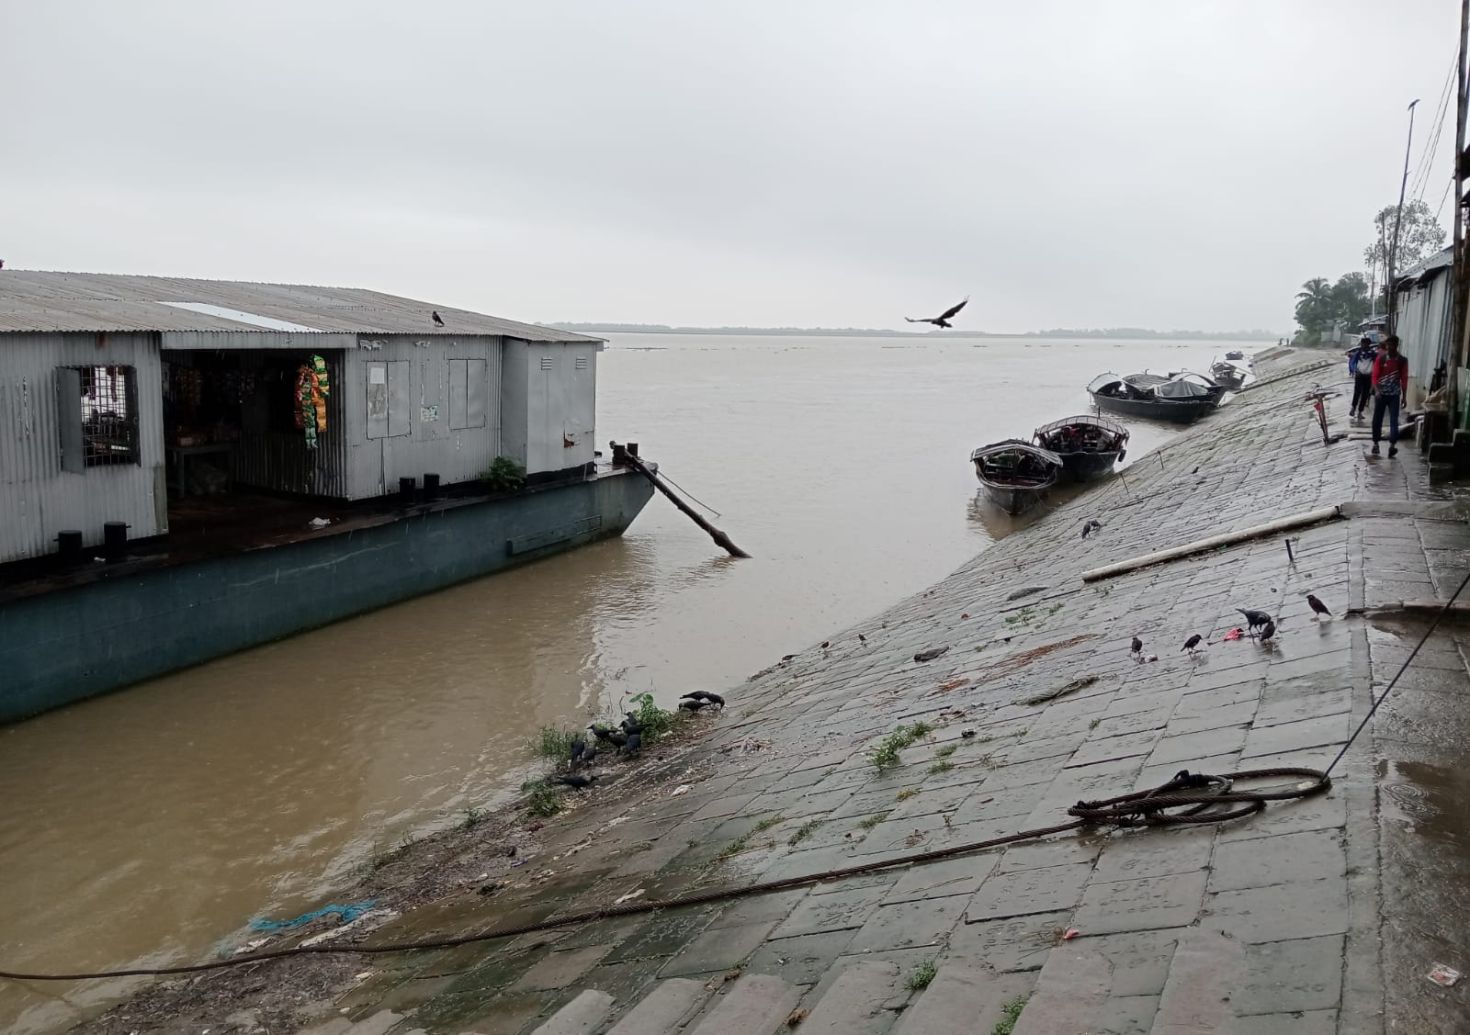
294, 355, 330, 449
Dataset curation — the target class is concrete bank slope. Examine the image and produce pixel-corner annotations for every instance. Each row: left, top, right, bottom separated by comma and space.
92, 357, 1470, 1035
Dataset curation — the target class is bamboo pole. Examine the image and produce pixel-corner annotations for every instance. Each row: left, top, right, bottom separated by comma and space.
1453, 0, 1468, 427
622, 453, 750, 558
1080, 505, 1343, 583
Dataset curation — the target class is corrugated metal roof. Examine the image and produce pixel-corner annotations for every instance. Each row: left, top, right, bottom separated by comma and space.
1395, 246, 1453, 285
0, 270, 599, 342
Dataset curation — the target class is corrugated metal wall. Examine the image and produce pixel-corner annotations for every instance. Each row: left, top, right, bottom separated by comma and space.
340, 335, 502, 499
1396, 270, 1452, 407
225, 351, 349, 496
505, 340, 598, 475
0, 332, 165, 564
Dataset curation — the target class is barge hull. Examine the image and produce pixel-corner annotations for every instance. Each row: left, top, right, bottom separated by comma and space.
0, 471, 653, 723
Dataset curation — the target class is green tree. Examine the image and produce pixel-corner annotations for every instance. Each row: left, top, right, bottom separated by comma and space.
1364, 200, 1447, 276
1294, 277, 1335, 341
1330, 272, 1371, 327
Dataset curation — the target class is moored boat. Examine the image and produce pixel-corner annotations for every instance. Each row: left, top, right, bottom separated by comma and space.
1033, 414, 1129, 482
1086, 371, 1225, 424
970, 439, 1061, 514
1208, 360, 1249, 391
1225, 349, 1246, 361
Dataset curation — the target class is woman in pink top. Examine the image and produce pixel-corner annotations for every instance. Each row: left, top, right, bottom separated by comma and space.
1370, 335, 1409, 458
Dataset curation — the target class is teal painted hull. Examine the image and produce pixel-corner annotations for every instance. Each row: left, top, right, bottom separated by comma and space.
0, 471, 653, 723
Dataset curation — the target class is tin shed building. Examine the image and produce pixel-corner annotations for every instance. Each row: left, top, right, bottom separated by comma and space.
0, 271, 603, 565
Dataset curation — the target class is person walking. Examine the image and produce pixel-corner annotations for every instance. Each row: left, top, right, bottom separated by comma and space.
1370, 335, 1409, 457
1345, 336, 1377, 421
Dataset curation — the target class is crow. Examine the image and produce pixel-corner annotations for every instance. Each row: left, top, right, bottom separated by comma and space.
620, 731, 642, 755
1130, 636, 1143, 655
1305, 594, 1332, 619
679, 698, 710, 712
682, 691, 725, 708
905, 297, 968, 329
1082, 519, 1103, 540
570, 737, 591, 766
1181, 633, 1203, 655
1236, 608, 1273, 637
914, 646, 950, 663
858, 634, 867, 643
431, 310, 445, 327
1259, 619, 1276, 643
589, 724, 627, 748
620, 713, 643, 734
552, 774, 599, 790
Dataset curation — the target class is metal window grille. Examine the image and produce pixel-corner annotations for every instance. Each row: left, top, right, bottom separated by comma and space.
575, 355, 588, 370
79, 365, 139, 466
540, 355, 554, 371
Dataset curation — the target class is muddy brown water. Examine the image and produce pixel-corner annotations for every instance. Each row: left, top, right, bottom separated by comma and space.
0, 334, 1257, 1032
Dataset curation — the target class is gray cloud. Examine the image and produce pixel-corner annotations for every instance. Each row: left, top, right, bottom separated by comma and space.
1, 0, 1457, 331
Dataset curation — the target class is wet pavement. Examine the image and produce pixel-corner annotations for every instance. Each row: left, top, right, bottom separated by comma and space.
73, 355, 1470, 1034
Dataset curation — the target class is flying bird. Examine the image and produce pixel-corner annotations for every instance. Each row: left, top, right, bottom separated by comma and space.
1305, 594, 1332, 619
431, 310, 445, 327
1130, 636, 1143, 655
1181, 633, 1203, 655
905, 297, 968, 329
1259, 619, 1276, 643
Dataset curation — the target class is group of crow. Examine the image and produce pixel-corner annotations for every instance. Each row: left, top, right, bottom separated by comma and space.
550, 691, 725, 790
1129, 593, 1332, 660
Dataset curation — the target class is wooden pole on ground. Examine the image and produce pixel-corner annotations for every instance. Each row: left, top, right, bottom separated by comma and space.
619, 449, 751, 558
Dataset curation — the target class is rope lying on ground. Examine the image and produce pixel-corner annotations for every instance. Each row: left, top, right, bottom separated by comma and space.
0, 766, 1328, 982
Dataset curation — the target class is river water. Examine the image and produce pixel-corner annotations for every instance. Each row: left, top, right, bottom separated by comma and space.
0, 333, 1262, 1032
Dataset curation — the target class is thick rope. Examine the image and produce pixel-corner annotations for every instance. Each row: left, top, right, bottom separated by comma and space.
0, 766, 1326, 983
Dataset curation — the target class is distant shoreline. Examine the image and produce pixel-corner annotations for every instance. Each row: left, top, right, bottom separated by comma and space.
548, 324, 1282, 342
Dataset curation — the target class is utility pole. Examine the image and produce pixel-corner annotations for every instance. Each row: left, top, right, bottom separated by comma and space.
1453, 0, 1469, 428
1387, 98, 1421, 335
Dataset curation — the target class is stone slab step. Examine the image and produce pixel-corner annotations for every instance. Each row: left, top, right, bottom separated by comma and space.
1012, 947, 1111, 1035
688, 973, 801, 1035
893, 963, 1035, 1035
798, 960, 903, 1033
346, 1011, 403, 1035
530, 989, 616, 1034
606, 978, 709, 1034
1150, 928, 1244, 1034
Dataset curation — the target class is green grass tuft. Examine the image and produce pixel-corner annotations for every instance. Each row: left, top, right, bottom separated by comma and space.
531, 725, 580, 763
895, 788, 918, 801
934, 744, 958, 758
871, 722, 936, 771
461, 805, 486, 830
788, 820, 823, 846
753, 814, 785, 833
857, 812, 889, 831
928, 760, 954, 775
906, 960, 938, 991
522, 779, 563, 818
991, 994, 1029, 1035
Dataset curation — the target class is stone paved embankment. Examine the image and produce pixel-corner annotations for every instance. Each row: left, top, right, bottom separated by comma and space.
86, 354, 1470, 1035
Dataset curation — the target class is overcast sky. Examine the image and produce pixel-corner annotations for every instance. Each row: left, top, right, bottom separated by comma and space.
0, 1, 1459, 332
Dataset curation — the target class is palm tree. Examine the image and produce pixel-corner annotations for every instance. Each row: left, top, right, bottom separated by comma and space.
1294, 278, 1334, 340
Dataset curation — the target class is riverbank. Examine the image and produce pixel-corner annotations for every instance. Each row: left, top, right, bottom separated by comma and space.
59, 353, 1470, 1033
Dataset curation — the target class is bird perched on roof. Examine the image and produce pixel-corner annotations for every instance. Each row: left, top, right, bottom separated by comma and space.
1236, 608, 1273, 637
431, 310, 445, 327
552, 774, 599, 790
682, 691, 725, 709
1082, 519, 1103, 540
1258, 619, 1276, 643
904, 297, 968, 329
1181, 633, 1203, 655
1305, 594, 1332, 620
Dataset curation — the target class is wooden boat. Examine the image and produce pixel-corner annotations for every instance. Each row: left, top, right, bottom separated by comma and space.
1224, 349, 1246, 361
970, 439, 1061, 514
1033, 414, 1130, 482
1209, 360, 1248, 391
1086, 371, 1224, 424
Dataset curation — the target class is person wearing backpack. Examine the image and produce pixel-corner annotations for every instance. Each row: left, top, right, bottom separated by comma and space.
1370, 335, 1409, 457
1345, 336, 1376, 422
